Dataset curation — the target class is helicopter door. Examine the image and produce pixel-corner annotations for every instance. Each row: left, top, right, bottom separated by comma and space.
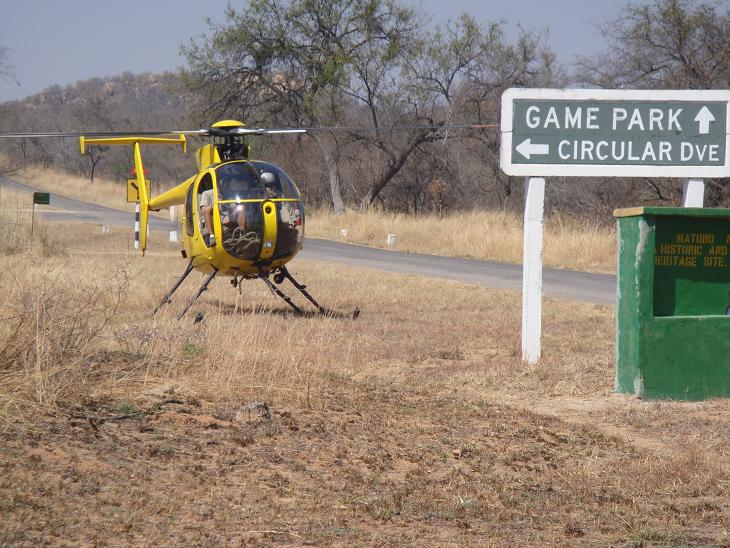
196, 173, 215, 246
184, 184, 195, 237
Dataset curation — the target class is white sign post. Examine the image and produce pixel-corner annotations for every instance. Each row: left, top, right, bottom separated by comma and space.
522, 177, 544, 363
682, 178, 705, 207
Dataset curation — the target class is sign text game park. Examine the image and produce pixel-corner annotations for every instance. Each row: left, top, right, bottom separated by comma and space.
501, 89, 730, 178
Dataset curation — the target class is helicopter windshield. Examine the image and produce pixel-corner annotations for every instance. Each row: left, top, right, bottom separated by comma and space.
250, 161, 301, 200
215, 161, 301, 201
215, 162, 304, 260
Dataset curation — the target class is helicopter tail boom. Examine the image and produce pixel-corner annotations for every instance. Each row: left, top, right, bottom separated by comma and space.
148, 175, 194, 210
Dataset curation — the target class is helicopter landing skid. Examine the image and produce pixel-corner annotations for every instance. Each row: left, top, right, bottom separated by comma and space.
260, 266, 327, 316
274, 266, 327, 314
177, 268, 218, 320
261, 276, 304, 315
153, 260, 195, 315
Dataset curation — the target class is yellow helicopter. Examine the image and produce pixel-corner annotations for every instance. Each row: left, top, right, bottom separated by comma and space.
4, 119, 327, 318
2, 119, 493, 319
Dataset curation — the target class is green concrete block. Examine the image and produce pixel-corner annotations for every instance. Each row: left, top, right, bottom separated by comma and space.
615, 207, 730, 400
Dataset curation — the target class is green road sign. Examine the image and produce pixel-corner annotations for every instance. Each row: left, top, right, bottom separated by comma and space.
33, 192, 50, 205
501, 89, 730, 178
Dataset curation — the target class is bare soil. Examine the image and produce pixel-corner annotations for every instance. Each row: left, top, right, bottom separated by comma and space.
5, 376, 728, 547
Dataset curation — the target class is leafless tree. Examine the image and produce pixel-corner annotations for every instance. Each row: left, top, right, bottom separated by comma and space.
576, 0, 730, 89
575, 0, 730, 208
180, 0, 424, 213
0, 42, 17, 85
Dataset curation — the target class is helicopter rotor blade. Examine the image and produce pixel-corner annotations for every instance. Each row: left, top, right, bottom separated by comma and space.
301, 124, 497, 132
169, 129, 212, 136
228, 128, 307, 135
0, 130, 212, 139
227, 124, 497, 135
0, 124, 496, 139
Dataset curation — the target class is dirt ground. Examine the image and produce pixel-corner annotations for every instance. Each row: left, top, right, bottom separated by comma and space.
1, 225, 730, 546
3, 376, 730, 546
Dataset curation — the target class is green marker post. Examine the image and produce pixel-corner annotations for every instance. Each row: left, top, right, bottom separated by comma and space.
31, 192, 50, 243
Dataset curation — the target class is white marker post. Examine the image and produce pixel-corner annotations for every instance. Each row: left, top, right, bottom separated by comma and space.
134, 202, 140, 250
522, 177, 544, 364
682, 178, 705, 207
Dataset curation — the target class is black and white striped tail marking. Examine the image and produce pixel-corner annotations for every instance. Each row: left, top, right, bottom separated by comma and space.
134, 203, 140, 250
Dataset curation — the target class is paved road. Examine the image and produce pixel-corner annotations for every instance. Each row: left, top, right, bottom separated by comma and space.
299, 239, 615, 304
0, 177, 178, 231
1, 177, 616, 304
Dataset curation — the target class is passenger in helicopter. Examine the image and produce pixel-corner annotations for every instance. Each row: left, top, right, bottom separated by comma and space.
201, 186, 247, 249
199, 184, 215, 246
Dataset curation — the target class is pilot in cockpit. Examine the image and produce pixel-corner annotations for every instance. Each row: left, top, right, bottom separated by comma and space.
217, 174, 247, 230
261, 171, 279, 198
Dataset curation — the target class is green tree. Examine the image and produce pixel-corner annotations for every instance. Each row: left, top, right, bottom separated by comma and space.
180, 0, 437, 212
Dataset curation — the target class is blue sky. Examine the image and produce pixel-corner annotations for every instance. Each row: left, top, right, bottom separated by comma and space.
0, 0, 637, 102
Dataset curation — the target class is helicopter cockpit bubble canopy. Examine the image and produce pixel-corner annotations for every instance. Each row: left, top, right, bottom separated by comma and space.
214, 161, 301, 201
211, 160, 304, 262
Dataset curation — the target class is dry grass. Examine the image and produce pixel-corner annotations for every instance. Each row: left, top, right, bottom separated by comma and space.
0, 223, 348, 423
8, 164, 179, 220
0, 188, 69, 257
307, 207, 616, 273
13, 165, 133, 210
1, 206, 729, 545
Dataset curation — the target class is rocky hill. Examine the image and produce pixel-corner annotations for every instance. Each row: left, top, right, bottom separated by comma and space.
1, 71, 190, 131
0, 72, 197, 183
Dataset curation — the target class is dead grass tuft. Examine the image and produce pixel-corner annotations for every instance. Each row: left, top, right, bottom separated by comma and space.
0, 188, 68, 257
0, 264, 128, 410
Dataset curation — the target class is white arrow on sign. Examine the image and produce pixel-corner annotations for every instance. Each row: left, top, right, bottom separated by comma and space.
695, 106, 715, 135
516, 138, 550, 160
